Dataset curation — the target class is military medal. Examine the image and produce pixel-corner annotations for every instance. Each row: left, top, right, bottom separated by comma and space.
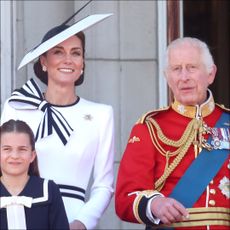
210, 127, 230, 149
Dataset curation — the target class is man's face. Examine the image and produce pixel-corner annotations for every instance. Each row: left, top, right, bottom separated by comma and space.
165, 43, 216, 106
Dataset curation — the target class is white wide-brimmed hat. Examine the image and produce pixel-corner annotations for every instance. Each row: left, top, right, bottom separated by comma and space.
18, 13, 113, 70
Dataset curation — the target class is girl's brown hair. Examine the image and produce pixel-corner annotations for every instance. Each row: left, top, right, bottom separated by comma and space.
0, 119, 40, 176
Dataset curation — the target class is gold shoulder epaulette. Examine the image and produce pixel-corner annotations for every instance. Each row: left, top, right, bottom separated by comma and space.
216, 103, 230, 112
136, 106, 170, 124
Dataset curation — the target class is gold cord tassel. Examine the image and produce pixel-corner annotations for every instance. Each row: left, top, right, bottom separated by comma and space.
146, 117, 211, 191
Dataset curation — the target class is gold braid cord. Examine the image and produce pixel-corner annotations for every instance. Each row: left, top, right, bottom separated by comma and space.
145, 117, 209, 191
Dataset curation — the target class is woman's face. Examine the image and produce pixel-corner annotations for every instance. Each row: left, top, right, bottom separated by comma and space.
40, 35, 84, 87
0, 132, 36, 177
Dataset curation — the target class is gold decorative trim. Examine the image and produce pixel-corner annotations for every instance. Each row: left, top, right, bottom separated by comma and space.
152, 207, 230, 228
171, 89, 215, 118
133, 193, 144, 224
216, 103, 230, 112
137, 107, 170, 124
145, 117, 201, 191
133, 190, 161, 224
188, 207, 229, 213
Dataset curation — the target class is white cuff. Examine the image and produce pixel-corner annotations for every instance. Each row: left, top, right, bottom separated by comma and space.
146, 194, 164, 224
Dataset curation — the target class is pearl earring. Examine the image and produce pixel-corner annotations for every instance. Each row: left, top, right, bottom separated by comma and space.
42, 66, 47, 72
80, 70, 83, 75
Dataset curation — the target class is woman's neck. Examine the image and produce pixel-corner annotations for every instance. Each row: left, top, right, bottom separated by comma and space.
0, 174, 30, 196
45, 85, 78, 105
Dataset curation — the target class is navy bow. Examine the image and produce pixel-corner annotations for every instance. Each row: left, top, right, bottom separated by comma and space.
9, 78, 73, 145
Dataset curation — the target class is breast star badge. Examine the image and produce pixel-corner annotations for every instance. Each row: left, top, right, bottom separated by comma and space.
84, 114, 93, 121
218, 176, 230, 199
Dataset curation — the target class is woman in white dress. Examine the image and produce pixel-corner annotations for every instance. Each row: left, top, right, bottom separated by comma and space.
1, 13, 114, 230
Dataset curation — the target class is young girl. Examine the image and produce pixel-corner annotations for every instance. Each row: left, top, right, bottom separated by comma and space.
0, 119, 69, 229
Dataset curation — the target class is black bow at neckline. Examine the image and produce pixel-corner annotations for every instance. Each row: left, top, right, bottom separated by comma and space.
9, 78, 74, 145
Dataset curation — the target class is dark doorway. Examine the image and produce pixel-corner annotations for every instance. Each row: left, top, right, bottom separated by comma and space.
183, 0, 230, 107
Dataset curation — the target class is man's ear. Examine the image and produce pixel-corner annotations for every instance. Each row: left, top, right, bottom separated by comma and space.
208, 64, 217, 85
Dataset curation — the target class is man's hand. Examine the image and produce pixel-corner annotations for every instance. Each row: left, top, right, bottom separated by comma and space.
69, 220, 86, 230
151, 196, 189, 224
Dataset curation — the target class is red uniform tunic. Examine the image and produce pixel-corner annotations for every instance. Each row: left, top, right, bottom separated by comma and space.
115, 93, 230, 229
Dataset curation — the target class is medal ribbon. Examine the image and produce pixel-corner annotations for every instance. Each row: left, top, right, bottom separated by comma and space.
169, 112, 230, 208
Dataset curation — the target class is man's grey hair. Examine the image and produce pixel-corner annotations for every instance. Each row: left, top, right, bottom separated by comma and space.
164, 37, 215, 73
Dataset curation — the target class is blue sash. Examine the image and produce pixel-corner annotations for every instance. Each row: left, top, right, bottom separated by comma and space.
169, 112, 229, 208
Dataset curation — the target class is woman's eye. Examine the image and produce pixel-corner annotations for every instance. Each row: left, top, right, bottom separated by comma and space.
72, 51, 81, 56
53, 50, 63, 55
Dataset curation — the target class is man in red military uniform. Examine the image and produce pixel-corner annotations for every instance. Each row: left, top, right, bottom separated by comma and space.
115, 37, 230, 229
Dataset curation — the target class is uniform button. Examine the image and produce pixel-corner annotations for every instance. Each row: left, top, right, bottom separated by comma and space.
210, 189, 216, 195
209, 200, 215, 206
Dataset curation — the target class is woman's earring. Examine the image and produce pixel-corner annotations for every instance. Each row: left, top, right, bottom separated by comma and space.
80, 70, 83, 75
42, 66, 47, 72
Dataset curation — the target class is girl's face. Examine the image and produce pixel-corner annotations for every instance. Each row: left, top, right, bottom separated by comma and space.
0, 132, 36, 178
40, 35, 84, 87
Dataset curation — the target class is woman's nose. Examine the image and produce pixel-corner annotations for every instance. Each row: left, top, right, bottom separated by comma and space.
63, 54, 73, 63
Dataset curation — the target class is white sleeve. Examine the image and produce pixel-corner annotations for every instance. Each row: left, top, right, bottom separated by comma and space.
76, 105, 115, 229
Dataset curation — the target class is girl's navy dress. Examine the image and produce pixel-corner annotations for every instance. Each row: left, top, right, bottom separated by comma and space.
0, 176, 69, 229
